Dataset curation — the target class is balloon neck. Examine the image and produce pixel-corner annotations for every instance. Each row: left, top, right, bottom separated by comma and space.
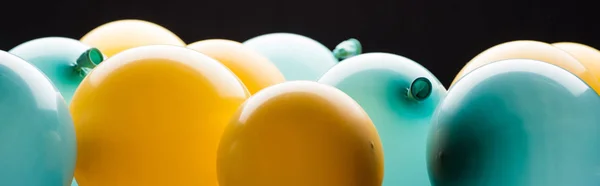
406, 77, 432, 101
75, 48, 104, 77
333, 38, 362, 60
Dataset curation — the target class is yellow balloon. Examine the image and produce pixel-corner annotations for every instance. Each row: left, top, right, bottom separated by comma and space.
80, 19, 185, 57
451, 40, 600, 93
217, 81, 384, 186
188, 39, 285, 94
553, 42, 600, 84
70, 45, 249, 186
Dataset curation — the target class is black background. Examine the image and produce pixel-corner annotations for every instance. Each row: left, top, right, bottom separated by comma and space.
1, 0, 597, 86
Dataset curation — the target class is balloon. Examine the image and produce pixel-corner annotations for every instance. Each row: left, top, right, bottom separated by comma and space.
318, 53, 447, 186
217, 81, 384, 186
553, 42, 600, 84
428, 59, 600, 186
9, 37, 105, 104
71, 179, 78, 186
451, 40, 600, 93
243, 33, 361, 81
187, 39, 285, 94
0, 50, 76, 186
70, 45, 249, 186
80, 19, 185, 57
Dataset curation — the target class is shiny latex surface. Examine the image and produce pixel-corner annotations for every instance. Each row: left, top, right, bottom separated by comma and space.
451, 40, 600, 93
217, 81, 384, 186
70, 45, 250, 186
318, 53, 447, 186
187, 39, 285, 94
80, 19, 185, 57
553, 42, 600, 84
9, 37, 104, 104
243, 33, 339, 81
428, 59, 600, 186
0, 50, 76, 186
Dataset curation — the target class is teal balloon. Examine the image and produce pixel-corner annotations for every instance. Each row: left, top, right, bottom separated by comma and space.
0, 50, 76, 185
427, 59, 600, 186
243, 33, 338, 81
318, 53, 447, 186
9, 37, 104, 104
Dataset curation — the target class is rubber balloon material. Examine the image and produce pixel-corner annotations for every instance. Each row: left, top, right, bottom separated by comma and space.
70, 45, 249, 186
9, 37, 105, 104
243, 33, 339, 81
319, 53, 447, 186
0, 50, 76, 186
217, 81, 384, 186
429, 59, 600, 186
81, 19, 185, 57
451, 40, 600, 94
187, 39, 285, 94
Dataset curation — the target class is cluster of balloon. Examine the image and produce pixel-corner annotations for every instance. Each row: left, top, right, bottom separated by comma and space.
9, 37, 105, 103
450, 40, 600, 92
0, 50, 76, 185
428, 59, 600, 186
80, 19, 186, 57
243, 33, 361, 81
217, 81, 384, 186
319, 53, 447, 186
187, 39, 285, 94
69, 45, 249, 186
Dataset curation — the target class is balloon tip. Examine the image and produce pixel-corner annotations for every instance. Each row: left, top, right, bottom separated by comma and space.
333, 38, 362, 60
407, 77, 432, 101
75, 48, 104, 76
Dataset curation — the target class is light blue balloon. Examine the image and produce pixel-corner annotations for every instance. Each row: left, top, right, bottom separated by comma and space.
71, 179, 78, 186
318, 53, 447, 186
427, 59, 600, 186
243, 33, 344, 81
0, 50, 76, 185
9, 37, 104, 104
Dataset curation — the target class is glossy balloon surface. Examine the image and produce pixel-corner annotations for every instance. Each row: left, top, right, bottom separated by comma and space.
243, 33, 338, 81
428, 59, 600, 186
9, 37, 104, 103
553, 42, 600, 84
80, 19, 185, 57
319, 53, 447, 186
188, 39, 285, 94
217, 81, 384, 186
0, 50, 76, 186
70, 45, 249, 186
451, 40, 600, 93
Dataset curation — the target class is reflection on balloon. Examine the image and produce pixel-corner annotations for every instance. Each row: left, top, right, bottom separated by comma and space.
243, 33, 361, 81
0, 50, 76, 186
217, 81, 384, 186
553, 42, 600, 85
70, 45, 249, 186
187, 39, 285, 94
9, 37, 105, 104
80, 19, 185, 57
428, 59, 600, 186
319, 53, 447, 186
451, 40, 600, 94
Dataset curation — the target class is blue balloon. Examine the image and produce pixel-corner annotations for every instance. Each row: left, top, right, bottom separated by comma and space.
318, 53, 447, 186
243, 33, 342, 81
0, 50, 76, 185
71, 179, 78, 186
9, 37, 104, 104
427, 59, 600, 186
